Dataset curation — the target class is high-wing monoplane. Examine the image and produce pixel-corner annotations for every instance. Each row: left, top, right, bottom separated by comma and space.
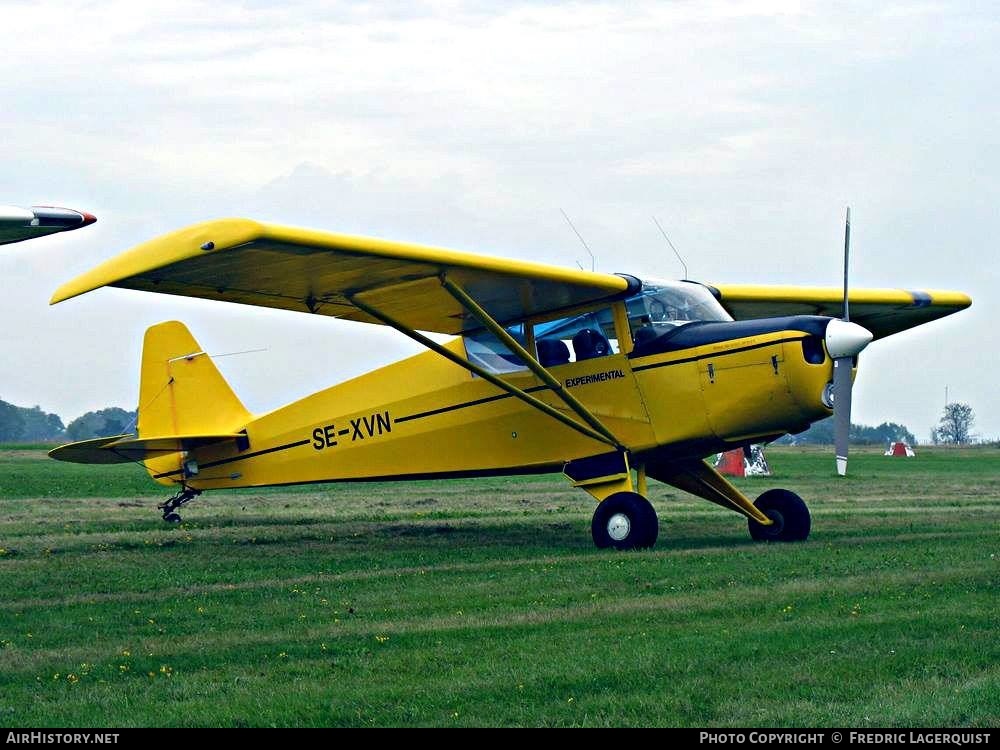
48, 218, 970, 549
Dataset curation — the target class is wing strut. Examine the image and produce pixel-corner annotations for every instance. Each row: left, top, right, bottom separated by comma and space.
347, 295, 619, 449
440, 276, 624, 450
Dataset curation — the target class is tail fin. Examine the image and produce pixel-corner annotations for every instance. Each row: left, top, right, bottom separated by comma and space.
138, 321, 252, 438
48, 322, 251, 479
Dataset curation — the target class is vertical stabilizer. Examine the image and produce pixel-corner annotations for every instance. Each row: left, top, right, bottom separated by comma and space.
138, 321, 252, 438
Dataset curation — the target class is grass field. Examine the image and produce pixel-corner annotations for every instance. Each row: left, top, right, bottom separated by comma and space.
0, 445, 996, 727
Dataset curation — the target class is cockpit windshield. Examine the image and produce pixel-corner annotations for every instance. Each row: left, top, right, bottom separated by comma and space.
626, 280, 731, 341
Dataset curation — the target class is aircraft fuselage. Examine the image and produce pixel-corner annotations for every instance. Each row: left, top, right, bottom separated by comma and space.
143, 313, 837, 490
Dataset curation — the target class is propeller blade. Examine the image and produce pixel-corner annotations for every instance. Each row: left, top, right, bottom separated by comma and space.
833, 206, 857, 475
842, 206, 851, 322
833, 356, 853, 476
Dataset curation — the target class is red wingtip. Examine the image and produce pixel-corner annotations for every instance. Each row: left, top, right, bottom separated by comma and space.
80, 211, 97, 226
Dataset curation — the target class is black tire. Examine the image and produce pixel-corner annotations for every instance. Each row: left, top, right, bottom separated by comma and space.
163, 512, 182, 524
591, 492, 659, 550
748, 488, 810, 542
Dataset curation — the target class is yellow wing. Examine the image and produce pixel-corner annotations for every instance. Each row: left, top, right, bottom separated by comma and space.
51, 218, 637, 334
710, 284, 971, 340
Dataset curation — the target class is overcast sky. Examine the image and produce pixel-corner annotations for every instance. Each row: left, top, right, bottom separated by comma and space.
2, 0, 996, 442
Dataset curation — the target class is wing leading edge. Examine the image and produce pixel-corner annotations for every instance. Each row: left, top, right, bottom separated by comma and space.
51, 218, 637, 335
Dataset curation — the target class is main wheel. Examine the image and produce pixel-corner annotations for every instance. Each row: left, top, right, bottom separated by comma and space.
163, 512, 182, 524
748, 489, 810, 542
591, 492, 659, 550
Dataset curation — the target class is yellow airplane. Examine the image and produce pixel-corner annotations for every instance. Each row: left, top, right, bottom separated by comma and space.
48, 217, 970, 549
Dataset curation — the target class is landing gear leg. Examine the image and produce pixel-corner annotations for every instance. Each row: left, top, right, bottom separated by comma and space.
158, 486, 201, 523
564, 452, 659, 550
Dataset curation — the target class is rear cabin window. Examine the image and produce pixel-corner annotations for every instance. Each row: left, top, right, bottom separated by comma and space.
464, 324, 529, 374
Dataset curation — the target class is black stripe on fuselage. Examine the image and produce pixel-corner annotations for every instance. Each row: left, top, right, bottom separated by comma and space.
393, 384, 550, 423
631, 335, 808, 374
152, 438, 311, 479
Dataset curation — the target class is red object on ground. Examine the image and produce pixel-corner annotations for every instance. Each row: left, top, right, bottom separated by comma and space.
716, 448, 745, 477
885, 442, 915, 457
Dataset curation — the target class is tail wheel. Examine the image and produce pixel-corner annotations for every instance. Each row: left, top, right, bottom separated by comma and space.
592, 492, 659, 550
748, 488, 811, 542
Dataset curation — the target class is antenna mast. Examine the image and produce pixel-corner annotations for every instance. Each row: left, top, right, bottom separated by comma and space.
652, 216, 689, 280
560, 208, 596, 272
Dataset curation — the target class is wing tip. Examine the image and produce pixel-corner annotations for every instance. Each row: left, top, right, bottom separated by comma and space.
48, 217, 266, 306
50, 278, 96, 305
50, 285, 76, 305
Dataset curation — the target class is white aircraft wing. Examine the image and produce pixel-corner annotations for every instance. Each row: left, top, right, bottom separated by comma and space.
0, 205, 96, 246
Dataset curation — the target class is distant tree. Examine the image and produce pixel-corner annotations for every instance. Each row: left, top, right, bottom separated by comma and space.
883, 421, 918, 446
17, 405, 65, 442
65, 407, 137, 441
776, 418, 833, 444
852, 421, 917, 446
0, 399, 27, 442
775, 417, 916, 446
935, 402, 975, 445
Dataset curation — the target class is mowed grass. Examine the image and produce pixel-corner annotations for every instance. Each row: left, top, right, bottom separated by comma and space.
0, 446, 996, 727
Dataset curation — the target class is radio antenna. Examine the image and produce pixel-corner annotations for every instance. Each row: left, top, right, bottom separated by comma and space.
652, 216, 689, 280
167, 347, 268, 363
560, 208, 596, 272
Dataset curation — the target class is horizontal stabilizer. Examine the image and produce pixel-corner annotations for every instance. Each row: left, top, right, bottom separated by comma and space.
47, 435, 135, 464
49, 433, 245, 465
